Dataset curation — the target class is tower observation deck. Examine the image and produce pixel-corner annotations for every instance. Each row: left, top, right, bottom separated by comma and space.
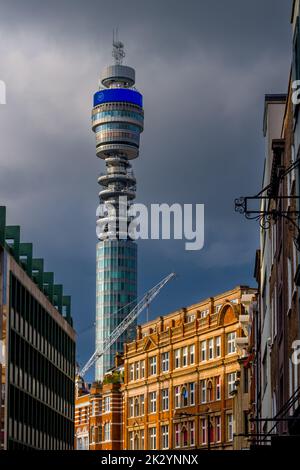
92, 38, 144, 380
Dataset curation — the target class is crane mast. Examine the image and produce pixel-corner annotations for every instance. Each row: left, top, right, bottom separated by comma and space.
79, 272, 176, 378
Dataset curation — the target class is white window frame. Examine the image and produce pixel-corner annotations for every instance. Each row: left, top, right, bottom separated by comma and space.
190, 421, 195, 447
162, 388, 169, 411
130, 363, 134, 381
149, 356, 157, 376
182, 347, 188, 367
174, 423, 180, 448
140, 394, 145, 416
201, 418, 207, 445
200, 380, 207, 403
141, 360, 145, 378
161, 352, 169, 373
201, 341, 207, 361
215, 336, 221, 357
161, 425, 169, 449
149, 391, 157, 413
216, 376, 221, 401
135, 361, 140, 380
104, 422, 111, 442
175, 386, 180, 408
104, 396, 110, 413
149, 427, 156, 450
189, 382, 195, 405
227, 372, 236, 397
227, 414, 233, 442
129, 397, 134, 417
208, 338, 214, 360
216, 416, 221, 442
189, 344, 195, 364
227, 332, 236, 354
175, 349, 181, 369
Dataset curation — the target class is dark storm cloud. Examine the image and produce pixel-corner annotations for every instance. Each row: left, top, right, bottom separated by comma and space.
0, 0, 293, 373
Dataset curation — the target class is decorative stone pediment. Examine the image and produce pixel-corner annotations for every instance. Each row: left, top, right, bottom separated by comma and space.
143, 336, 157, 351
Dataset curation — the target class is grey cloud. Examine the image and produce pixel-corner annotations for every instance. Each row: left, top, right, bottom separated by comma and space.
0, 0, 292, 373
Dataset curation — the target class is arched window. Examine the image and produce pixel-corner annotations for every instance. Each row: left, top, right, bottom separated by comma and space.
182, 425, 188, 447
134, 433, 139, 450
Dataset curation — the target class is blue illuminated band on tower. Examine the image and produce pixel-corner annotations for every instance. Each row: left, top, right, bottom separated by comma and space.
92, 41, 144, 381
93, 88, 143, 107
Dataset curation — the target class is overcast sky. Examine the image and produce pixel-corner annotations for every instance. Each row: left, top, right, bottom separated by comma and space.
0, 0, 293, 378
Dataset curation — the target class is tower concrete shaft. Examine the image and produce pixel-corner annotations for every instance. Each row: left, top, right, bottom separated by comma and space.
92, 40, 144, 380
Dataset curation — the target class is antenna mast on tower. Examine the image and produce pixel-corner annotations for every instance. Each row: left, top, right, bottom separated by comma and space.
112, 28, 125, 65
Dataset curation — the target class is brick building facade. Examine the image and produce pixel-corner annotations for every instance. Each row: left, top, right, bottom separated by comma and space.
122, 286, 256, 450
75, 286, 256, 450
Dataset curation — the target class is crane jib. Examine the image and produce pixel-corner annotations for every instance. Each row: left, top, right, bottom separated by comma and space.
79, 272, 175, 377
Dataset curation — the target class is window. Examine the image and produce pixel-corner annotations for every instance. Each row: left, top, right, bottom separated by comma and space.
182, 424, 188, 447
227, 372, 237, 397
149, 427, 156, 450
190, 382, 195, 405
141, 429, 145, 450
174, 423, 180, 448
201, 419, 207, 445
189, 344, 195, 364
200, 380, 206, 403
215, 376, 221, 400
200, 309, 208, 318
149, 356, 157, 375
134, 398, 139, 417
227, 332, 236, 354
190, 421, 195, 446
183, 347, 188, 367
135, 361, 140, 380
104, 396, 110, 412
175, 349, 181, 368
181, 386, 188, 407
149, 391, 157, 413
129, 431, 134, 450
187, 314, 195, 323
207, 380, 213, 402
77, 437, 82, 450
215, 336, 221, 357
201, 341, 207, 361
161, 425, 169, 449
161, 352, 169, 373
130, 363, 134, 381
91, 401, 96, 416
209, 338, 214, 360
162, 389, 169, 411
141, 360, 145, 378
140, 395, 145, 415
175, 386, 180, 408
227, 414, 233, 441
129, 397, 134, 417
104, 422, 111, 442
215, 416, 221, 442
